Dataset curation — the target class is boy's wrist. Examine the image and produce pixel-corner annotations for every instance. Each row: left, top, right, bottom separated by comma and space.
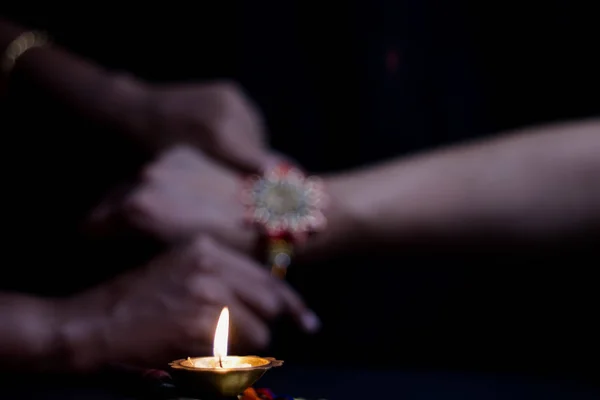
296, 174, 366, 261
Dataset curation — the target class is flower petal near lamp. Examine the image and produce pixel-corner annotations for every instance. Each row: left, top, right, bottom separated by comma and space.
241, 387, 324, 400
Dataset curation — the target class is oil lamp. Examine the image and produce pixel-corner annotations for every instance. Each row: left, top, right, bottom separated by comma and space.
169, 307, 283, 399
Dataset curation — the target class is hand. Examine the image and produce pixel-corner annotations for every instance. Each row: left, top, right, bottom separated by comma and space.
61, 236, 320, 369
88, 144, 352, 262
90, 145, 257, 253
127, 79, 268, 172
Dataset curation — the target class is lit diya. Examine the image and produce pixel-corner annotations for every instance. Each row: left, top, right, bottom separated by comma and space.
169, 307, 283, 399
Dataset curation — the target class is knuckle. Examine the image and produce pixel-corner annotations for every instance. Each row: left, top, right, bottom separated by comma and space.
183, 274, 202, 296
205, 116, 229, 137
188, 253, 216, 275
197, 254, 218, 274
190, 236, 218, 265
191, 236, 216, 255
197, 279, 227, 304
212, 82, 245, 117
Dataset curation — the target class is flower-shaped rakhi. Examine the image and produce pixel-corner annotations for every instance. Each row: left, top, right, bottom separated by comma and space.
242, 162, 327, 278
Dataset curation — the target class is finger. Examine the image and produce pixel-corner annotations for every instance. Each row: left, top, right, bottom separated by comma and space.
228, 300, 271, 351
84, 182, 138, 237
124, 185, 206, 243
206, 239, 320, 333
227, 266, 283, 321
193, 238, 282, 319
152, 145, 214, 176
274, 282, 321, 334
207, 111, 267, 174
185, 276, 268, 350
180, 304, 220, 356
229, 87, 266, 149
219, 133, 268, 174
123, 187, 173, 239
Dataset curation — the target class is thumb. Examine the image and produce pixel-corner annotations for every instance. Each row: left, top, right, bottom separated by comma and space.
82, 183, 135, 236
217, 143, 272, 174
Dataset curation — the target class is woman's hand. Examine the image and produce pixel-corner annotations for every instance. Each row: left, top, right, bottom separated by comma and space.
88, 144, 353, 262
91, 145, 258, 254
125, 79, 268, 172
0, 17, 266, 172
61, 236, 320, 369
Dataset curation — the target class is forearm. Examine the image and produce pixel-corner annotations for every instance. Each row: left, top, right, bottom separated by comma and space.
304, 118, 600, 257
0, 17, 144, 132
0, 293, 78, 372
0, 278, 128, 372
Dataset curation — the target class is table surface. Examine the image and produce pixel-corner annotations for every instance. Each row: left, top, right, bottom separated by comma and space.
4, 366, 600, 400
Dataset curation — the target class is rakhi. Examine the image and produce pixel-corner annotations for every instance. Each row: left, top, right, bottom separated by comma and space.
241, 161, 328, 279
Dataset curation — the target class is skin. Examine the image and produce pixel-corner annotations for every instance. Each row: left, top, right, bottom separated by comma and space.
0, 16, 310, 373
0, 237, 320, 372
308, 118, 600, 256
0, 16, 268, 172
91, 119, 600, 260
3, 14, 599, 374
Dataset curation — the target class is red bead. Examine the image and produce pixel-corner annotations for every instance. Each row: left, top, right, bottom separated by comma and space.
241, 387, 261, 400
256, 388, 275, 399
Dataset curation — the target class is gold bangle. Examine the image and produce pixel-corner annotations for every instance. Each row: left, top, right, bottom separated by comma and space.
1, 30, 49, 77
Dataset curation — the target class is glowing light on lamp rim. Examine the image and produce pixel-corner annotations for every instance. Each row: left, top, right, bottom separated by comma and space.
213, 307, 229, 359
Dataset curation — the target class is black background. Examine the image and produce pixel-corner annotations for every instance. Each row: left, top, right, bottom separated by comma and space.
1, 0, 599, 386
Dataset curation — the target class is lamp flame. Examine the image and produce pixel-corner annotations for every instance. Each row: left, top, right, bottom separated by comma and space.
213, 307, 229, 363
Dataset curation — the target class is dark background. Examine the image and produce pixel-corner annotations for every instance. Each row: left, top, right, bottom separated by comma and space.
2, 0, 599, 386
